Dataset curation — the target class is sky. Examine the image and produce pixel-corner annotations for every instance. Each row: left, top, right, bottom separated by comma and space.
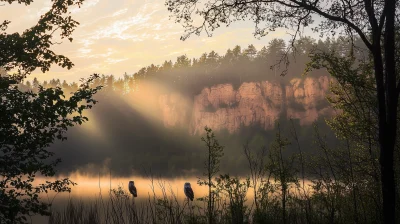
2, 0, 320, 82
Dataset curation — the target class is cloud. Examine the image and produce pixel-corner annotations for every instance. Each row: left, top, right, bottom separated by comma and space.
105, 58, 128, 64
77, 48, 116, 59
112, 8, 128, 17
166, 48, 193, 56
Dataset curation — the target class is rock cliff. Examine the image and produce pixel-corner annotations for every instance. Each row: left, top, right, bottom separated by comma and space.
158, 76, 333, 135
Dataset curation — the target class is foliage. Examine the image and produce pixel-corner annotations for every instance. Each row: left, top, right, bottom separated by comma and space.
306, 52, 386, 223
0, 0, 101, 223
306, 52, 378, 146
267, 123, 298, 224
0, 74, 101, 223
1, 0, 84, 78
198, 127, 224, 224
215, 174, 251, 224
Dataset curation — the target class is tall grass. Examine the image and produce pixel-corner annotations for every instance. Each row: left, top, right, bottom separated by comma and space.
49, 177, 206, 224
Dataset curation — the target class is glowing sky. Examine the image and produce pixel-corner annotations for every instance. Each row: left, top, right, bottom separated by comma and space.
4, 0, 317, 82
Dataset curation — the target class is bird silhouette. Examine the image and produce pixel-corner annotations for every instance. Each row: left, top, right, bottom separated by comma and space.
184, 182, 194, 201
128, 181, 137, 197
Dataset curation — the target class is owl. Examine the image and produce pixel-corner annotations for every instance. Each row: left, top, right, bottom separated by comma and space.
128, 180, 137, 197
184, 182, 194, 201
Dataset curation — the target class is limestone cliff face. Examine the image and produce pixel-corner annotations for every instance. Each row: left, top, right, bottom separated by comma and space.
159, 76, 333, 135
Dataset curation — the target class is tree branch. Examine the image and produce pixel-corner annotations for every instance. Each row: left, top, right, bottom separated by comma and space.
288, 0, 373, 50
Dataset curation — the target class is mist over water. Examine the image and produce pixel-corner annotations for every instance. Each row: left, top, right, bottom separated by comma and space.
33, 39, 350, 180
48, 79, 337, 179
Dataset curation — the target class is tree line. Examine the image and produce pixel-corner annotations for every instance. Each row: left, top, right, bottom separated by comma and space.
21, 36, 363, 97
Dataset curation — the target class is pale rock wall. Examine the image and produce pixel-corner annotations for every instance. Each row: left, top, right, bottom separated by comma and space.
158, 76, 333, 135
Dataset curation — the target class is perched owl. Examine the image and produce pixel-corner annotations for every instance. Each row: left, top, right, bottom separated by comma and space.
184, 182, 194, 201
128, 181, 137, 197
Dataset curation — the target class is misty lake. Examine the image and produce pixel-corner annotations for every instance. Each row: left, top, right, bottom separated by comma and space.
32, 173, 247, 223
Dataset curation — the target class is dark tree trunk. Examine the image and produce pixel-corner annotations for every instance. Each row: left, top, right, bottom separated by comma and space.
379, 0, 397, 223
372, 31, 397, 224
208, 145, 213, 224
380, 141, 396, 224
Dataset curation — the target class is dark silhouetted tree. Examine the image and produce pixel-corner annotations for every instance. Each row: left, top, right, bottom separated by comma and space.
198, 127, 224, 224
0, 0, 101, 222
